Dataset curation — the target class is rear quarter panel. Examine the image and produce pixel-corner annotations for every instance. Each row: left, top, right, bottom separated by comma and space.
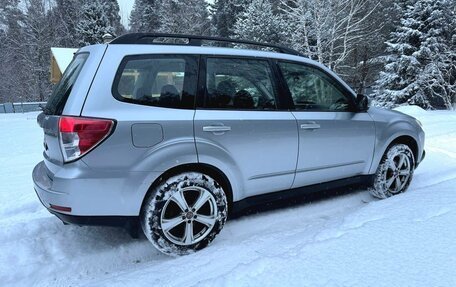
62, 44, 108, 116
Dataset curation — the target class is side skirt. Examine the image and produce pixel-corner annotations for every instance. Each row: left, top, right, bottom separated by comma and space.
231, 175, 374, 217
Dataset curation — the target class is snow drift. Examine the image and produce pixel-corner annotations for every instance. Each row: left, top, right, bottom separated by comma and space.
0, 107, 455, 286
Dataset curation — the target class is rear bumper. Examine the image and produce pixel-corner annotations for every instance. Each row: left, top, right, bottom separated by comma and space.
33, 175, 138, 228
32, 160, 160, 217
33, 161, 67, 211
49, 209, 138, 228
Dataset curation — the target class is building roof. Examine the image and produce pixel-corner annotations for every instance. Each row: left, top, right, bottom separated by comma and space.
51, 47, 78, 72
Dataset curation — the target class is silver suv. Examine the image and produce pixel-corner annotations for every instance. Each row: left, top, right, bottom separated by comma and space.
33, 34, 425, 256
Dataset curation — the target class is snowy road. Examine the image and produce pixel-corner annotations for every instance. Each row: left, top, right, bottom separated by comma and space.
0, 107, 455, 287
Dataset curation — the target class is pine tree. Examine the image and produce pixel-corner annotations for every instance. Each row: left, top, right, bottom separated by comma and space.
212, 0, 249, 38
76, 0, 115, 46
416, 0, 455, 109
374, 0, 455, 109
233, 0, 284, 44
49, 0, 84, 47
129, 0, 160, 32
157, 0, 209, 35
104, 0, 125, 36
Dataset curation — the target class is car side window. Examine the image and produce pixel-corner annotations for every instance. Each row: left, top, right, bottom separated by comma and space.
204, 58, 277, 110
278, 62, 351, 111
113, 55, 197, 109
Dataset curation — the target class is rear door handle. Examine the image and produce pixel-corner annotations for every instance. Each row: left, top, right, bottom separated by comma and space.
203, 125, 231, 133
300, 122, 320, 130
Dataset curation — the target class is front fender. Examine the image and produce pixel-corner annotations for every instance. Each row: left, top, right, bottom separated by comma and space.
369, 119, 423, 174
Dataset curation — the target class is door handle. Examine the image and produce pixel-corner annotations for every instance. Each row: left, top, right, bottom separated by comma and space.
300, 122, 320, 130
203, 125, 231, 133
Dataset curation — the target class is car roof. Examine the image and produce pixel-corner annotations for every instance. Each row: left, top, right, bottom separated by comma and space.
110, 43, 315, 63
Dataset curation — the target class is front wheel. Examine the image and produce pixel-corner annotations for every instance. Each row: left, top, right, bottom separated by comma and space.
369, 144, 415, 199
141, 172, 228, 256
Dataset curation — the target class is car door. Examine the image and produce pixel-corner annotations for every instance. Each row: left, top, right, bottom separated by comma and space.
277, 61, 376, 188
194, 56, 299, 199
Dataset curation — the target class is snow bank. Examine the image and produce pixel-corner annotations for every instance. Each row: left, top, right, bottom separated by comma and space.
0, 111, 455, 286
393, 105, 427, 116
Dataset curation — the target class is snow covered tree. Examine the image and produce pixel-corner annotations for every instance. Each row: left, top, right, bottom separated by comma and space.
48, 0, 84, 47
0, 30, 6, 103
340, 0, 390, 93
374, 0, 455, 109
157, 0, 210, 35
129, 0, 161, 32
104, 0, 124, 36
76, 0, 115, 46
212, 0, 249, 38
281, 0, 379, 71
22, 0, 53, 101
416, 0, 455, 109
0, 0, 29, 102
0, 0, 55, 102
233, 0, 284, 44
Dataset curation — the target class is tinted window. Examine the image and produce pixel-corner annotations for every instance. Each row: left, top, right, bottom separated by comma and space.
44, 53, 88, 115
279, 62, 351, 111
204, 58, 277, 110
113, 55, 197, 109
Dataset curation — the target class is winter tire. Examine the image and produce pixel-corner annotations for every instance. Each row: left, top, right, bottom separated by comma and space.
141, 172, 228, 256
369, 143, 415, 199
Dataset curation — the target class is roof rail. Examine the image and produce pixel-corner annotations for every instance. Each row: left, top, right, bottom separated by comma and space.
110, 33, 303, 57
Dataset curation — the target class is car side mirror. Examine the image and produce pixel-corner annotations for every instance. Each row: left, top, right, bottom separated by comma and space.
356, 94, 369, 112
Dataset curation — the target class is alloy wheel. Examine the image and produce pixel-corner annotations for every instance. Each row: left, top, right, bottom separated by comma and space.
160, 186, 218, 246
384, 152, 411, 194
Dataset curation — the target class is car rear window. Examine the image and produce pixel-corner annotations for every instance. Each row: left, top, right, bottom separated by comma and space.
44, 53, 89, 115
112, 55, 198, 109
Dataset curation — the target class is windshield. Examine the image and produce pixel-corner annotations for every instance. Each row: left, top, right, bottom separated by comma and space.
44, 53, 89, 115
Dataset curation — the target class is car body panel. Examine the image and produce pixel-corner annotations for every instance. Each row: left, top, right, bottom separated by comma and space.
194, 110, 299, 200
367, 107, 425, 172
63, 44, 108, 116
291, 111, 376, 187
33, 160, 159, 216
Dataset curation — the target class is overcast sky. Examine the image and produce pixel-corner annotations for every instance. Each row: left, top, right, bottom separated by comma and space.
117, 0, 134, 28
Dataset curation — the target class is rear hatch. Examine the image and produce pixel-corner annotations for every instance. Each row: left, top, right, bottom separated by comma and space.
38, 46, 107, 165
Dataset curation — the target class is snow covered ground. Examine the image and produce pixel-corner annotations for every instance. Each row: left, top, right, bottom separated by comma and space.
0, 107, 455, 287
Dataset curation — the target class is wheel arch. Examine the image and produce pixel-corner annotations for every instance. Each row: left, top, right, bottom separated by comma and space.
389, 135, 419, 163
139, 163, 234, 216
370, 134, 419, 174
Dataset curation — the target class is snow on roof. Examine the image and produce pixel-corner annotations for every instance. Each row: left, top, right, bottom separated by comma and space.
51, 47, 78, 72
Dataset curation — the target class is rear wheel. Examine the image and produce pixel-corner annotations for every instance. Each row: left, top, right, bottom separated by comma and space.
141, 172, 228, 256
369, 144, 415, 199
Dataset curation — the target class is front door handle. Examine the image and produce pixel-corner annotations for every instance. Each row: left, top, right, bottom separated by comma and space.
300, 122, 320, 130
203, 125, 231, 133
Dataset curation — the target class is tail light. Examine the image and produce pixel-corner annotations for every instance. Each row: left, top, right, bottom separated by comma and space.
59, 116, 114, 162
